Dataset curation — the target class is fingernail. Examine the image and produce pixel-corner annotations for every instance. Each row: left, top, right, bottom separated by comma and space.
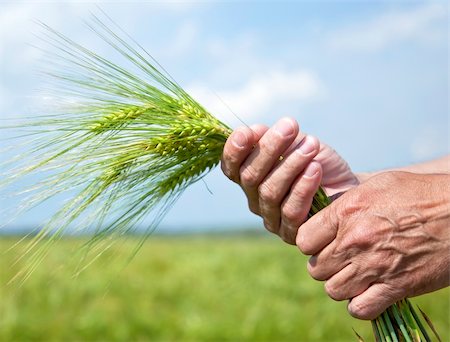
274, 118, 295, 137
232, 131, 247, 148
304, 162, 319, 178
298, 136, 315, 155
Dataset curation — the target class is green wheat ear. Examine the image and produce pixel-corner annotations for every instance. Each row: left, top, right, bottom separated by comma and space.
1, 14, 231, 281
1, 12, 440, 341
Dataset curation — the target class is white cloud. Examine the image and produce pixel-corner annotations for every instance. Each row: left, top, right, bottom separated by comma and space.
188, 69, 321, 124
329, 3, 447, 52
204, 32, 268, 85
187, 29, 324, 125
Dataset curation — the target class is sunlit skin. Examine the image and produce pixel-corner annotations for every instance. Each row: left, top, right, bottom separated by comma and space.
221, 118, 358, 244
221, 117, 450, 320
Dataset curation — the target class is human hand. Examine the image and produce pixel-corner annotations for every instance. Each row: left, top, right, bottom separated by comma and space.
221, 117, 358, 244
297, 171, 450, 320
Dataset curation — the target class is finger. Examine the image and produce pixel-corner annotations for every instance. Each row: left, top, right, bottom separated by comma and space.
240, 125, 269, 214
324, 264, 375, 301
278, 160, 322, 244
221, 125, 267, 183
258, 135, 320, 236
347, 283, 402, 320
296, 200, 338, 255
307, 240, 349, 281
249, 124, 270, 141
239, 117, 298, 190
283, 130, 307, 156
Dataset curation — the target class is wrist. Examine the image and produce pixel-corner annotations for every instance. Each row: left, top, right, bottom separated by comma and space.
428, 173, 450, 227
421, 173, 450, 290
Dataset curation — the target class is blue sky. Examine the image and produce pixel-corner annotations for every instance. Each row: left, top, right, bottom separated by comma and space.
0, 1, 448, 232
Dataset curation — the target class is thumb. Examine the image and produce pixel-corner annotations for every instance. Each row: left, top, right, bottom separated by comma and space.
296, 200, 338, 255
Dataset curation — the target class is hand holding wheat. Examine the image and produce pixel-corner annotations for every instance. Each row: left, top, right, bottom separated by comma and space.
221, 118, 358, 244
299, 172, 450, 319
1, 13, 442, 341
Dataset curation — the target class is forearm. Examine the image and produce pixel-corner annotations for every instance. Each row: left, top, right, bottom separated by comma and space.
357, 155, 450, 183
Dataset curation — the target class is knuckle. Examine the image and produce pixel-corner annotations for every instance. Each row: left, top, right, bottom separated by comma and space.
240, 164, 260, 188
221, 145, 240, 166
263, 218, 278, 233
291, 181, 315, 200
279, 232, 295, 245
220, 152, 240, 182
348, 301, 373, 320
357, 228, 374, 247
340, 226, 373, 252
307, 262, 326, 281
258, 181, 279, 205
259, 136, 283, 158
339, 234, 357, 251
296, 233, 314, 255
281, 202, 300, 223
324, 282, 344, 301
278, 225, 297, 245
220, 162, 234, 182
281, 159, 300, 177
339, 191, 366, 218
248, 202, 260, 216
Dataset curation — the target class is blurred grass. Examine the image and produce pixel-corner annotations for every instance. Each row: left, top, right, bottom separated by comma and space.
0, 235, 448, 341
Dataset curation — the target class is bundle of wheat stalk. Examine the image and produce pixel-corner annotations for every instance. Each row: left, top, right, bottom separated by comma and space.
1, 14, 441, 341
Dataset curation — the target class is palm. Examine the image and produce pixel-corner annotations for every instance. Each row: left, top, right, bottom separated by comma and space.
316, 143, 359, 196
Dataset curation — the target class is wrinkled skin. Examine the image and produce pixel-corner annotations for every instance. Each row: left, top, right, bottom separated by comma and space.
221, 118, 450, 320
298, 171, 450, 319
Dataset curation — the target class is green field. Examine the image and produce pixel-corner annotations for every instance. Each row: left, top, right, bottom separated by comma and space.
1, 235, 448, 341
